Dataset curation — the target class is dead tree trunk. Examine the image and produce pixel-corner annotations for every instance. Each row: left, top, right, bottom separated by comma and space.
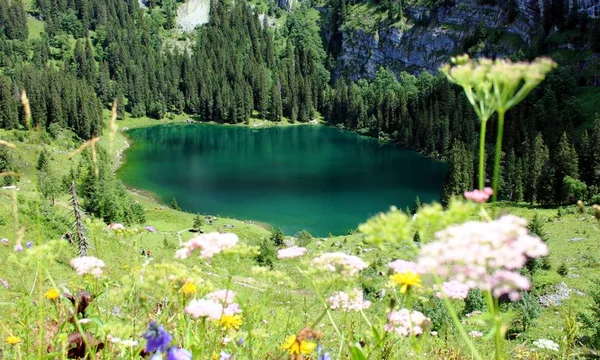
70, 181, 88, 256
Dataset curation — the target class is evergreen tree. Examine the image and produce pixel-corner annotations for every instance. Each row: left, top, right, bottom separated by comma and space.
270, 227, 284, 247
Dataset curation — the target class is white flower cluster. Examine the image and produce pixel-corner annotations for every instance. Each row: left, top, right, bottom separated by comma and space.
327, 288, 371, 312
532, 339, 559, 352
70, 256, 106, 277
175, 233, 238, 260
311, 252, 367, 277
384, 309, 431, 337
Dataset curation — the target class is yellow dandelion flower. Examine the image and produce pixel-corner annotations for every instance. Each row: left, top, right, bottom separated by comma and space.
6, 336, 20, 345
281, 334, 316, 355
182, 281, 197, 295
45, 288, 60, 301
390, 271, 422, 294
218, 314, 243, 330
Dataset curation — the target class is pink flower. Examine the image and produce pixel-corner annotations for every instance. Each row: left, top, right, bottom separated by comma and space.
205, 289, 236, 304
470, 330, 484, 338
311, 252, 367, 277
14, 243, 23, 252
223, 303, 242, 315
464, 188, 493, 203
108, 223, 125, 231
185, 299, 223, 320
0, 278, 7, 289
277, 246, 307, 259
175, 233, 238, 260
327, 288, 371, 312
418, 216, 547, 300
70, 256, 106, 277
435, 281, 470, 300
388, 259, 422, 274
384, 309, 431, 337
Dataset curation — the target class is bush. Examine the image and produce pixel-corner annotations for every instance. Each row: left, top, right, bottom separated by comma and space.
270, 228, 284, 247
296, 230, 313, 246
415, 296, 452, 335
513, 291, 541, 332
256, 239, 276, 268
192, 214, 203, 230
526, 214, 549, 274
463, 289, 487, 315
563, 176, 587, 204
557, 262, 568, 276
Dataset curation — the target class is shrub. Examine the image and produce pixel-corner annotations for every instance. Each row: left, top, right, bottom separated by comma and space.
270, 228, 284, 247
513, 291, 541, 332
463, 289, 487, 315
296, 230, 313, 246
557, 262, 568, 276
192, 214, 203, 230
563, 176, 587, 204
256, 239, 276, 268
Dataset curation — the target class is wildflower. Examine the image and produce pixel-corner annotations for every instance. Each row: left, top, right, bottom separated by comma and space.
278, 246, 307, 259
45, 288, 60, 301
390, 271, 422, 294
185, 299, 223, 320
26, 241, 33, 248
112, 306, 120, 315
470, 331, 484, 338
418, 216, 547, 300
205, 289, 236, 304
6, 336, 20, 345
435, 281, 470, 300
175, 232, 238, 260
14, 243, 23, 252
384, 309, 431, 337
311, 252, 367, 277
532, 339, 559, 351
0, 238, 8, 246
317, 345, 332, 360
464, 188, 493, 203
167, 346, 192, 360
388, 259, 422, 274
182, 281, 197, 295
0, 278, 8, 289
219, 352, 233, 360
223, 303, 242, 315
281, 334, 317, 355
120, 339, 139, 348
145, 226, 156, 233
108, 223, 125, 231
142, 321, 172, 353
218, 314, 243, 330
70, 256, 106, 277
327, 288, 371, 312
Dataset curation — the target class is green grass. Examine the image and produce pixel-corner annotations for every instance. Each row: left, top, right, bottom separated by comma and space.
27, 18, 45, 39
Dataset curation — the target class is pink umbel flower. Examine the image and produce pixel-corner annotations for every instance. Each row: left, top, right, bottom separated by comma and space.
277, 246, 307, 259
205, 289, 236, 304
223, 303, 242, 315
175, 233, 238, 260
327, 288, 371, 312
384, 309, 432, 337
470, 330, 484, 338
70, 256, 106, 277
311, 252, 367, 277
464, 187, 494, 203
388, 259, 422, 274
108, 223, 125, 231
418, 215, 547, 300
435, 280, 471, 300
185, 299, 223, 320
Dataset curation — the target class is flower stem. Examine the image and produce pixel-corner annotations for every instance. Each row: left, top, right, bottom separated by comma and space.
492, 111, 505, 202
479, 119, 488, 190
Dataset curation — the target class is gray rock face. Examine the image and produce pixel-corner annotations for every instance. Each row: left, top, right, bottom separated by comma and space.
338, 0, 597, 79
278, 0, 295, 11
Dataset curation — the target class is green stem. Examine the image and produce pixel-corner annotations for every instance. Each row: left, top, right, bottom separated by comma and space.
484, 291, 503, 360
492, 111, 505, 202
479, 119, 488, 190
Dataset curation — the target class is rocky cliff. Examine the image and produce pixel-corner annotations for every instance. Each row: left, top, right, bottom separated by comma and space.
336, 0, 598, 79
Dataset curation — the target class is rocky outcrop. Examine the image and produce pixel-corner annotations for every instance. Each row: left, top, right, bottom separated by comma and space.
278, 0, 295, 11
337, 0, 598, 79
176, 0, 211, 32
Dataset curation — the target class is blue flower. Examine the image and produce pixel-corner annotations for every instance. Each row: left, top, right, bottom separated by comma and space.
143, 322, 172, 353
112, 306, 120, 315
220, 351, 232, 360
167, 346, 192, 360
26, 241, 32, 248
317, 345, 331, 360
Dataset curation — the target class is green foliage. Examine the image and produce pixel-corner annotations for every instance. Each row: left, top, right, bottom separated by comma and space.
579, 280, 600, 349
512, 291, 541, 332
171, 198, 181, 211
557, 262, 568, 276
256, 238, 276, 268
295, 229, 313, 246
0, 146, 18, 186
464, 289, 487, 315
563, 176, 587, 204
192, 214, 203, 230
270, 227, 284, 247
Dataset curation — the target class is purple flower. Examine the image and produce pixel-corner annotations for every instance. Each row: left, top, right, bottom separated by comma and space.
0, 278, 8, 289
220, 351, 232, 360
237, 338, 244, 345
167, 346, 192, 360
143, 322, 172, 353
14, 244, 23, 252
317, 345, 331, 360
145, 226, 156, 233
26, 241, 32, 248
112, 306, 120, 315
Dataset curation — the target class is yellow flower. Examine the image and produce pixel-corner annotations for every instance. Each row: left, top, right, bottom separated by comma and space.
182, 281, 196, 295
6, 336, 20, 345
45, 288, 60, 301
218, 314, 243, 330
390, 271, 422, 294
281, 334, 316, 355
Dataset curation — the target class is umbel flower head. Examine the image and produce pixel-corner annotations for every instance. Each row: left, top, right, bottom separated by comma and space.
384, 309, 432, 337
70, 256, 106, 277
440, 55, 557, 119
327, 288, 371, 312
311, 252, 367, 277
175, 232, 238, 260
418, 215, 548, 300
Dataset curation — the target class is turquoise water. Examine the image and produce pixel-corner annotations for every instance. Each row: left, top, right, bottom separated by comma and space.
119, 124, 447, 236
